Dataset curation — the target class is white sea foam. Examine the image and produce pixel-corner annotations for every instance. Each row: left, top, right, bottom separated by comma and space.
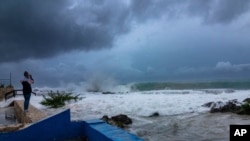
2, 88, 250, 119
1, 87, 250, 140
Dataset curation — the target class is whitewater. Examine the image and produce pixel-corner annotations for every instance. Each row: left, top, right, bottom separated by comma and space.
1, 86, 250, 141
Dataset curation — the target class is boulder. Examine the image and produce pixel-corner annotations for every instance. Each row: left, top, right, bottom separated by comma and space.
111, 114, 132, 125
101, 115, 109, 122
243, 98, 250, 103
101, 114, 132, 128
203, 99, 250, 115
149, 112, 160, 117
102, 91, 116, 94
203, 99, 242, 113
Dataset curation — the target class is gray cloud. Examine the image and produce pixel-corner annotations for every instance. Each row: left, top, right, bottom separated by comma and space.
187, 0, 250, 24
215, 61, 250, 72
130, 0, 250, 24
1, 0, 250, 86
130, 0, 186, 21
1, 0, 250, 64
0, 0, 129, 63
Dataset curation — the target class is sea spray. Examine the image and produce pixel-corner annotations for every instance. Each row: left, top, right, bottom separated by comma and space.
83, 73, 119, 92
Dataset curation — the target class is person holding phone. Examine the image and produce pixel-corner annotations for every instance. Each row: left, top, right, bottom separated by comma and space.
20, 71, 34, 113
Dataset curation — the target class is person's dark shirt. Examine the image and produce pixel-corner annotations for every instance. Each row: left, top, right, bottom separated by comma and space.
22, 81, 32, 94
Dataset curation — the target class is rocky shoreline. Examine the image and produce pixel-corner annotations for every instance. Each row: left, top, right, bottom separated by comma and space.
202, 98, 250, 115
100, 98, 250, 129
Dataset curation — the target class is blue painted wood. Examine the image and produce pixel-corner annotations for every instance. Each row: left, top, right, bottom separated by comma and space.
0, 109, 85, 141
84, 119, 144, 141
0, 109, 144, 141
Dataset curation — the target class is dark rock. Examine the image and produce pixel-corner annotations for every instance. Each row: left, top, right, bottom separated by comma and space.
101, 114, 132, 128
102, 91, 116, 94
203, 99, 250, 115
111, 114, 132, 125
243, 98, 250, 103
101, 115, 109, 122
209, 99, 242, 113
202, 102, 214, 108
210, 101, 223, 113
149, 112, 160, 117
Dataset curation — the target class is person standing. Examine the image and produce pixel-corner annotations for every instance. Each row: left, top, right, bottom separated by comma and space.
20, 71, 34, 113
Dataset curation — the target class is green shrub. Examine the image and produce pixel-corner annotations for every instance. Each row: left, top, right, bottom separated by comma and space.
40, 91, 81, 108
238, 102, 250, 115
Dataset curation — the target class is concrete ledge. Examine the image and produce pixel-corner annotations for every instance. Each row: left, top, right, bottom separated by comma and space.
13, 100, 47, 123
0, 124, 24, 132
0, 100, 47, 132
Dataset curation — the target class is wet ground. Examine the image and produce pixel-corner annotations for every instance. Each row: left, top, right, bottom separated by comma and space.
130, 112, 250, 141
0, 107, 17, 125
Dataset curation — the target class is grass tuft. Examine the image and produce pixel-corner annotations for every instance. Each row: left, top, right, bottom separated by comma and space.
40, 91, 81, 108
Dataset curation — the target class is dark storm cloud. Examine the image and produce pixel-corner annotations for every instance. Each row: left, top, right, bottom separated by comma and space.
130, 0, 250, 24
1, 0, 250, 63
187, 0, 250, 24
0, 0, 129, 63
130, 0, 185, 21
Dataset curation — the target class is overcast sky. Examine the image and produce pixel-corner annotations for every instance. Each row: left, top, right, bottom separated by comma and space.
1, 0, 250, 88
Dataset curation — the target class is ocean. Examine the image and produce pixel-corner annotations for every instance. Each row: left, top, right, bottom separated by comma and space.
1, 81, 250, 141
132, 81, 250, 91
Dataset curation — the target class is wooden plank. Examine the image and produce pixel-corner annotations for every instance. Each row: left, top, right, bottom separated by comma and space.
4, 90, 36, 101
